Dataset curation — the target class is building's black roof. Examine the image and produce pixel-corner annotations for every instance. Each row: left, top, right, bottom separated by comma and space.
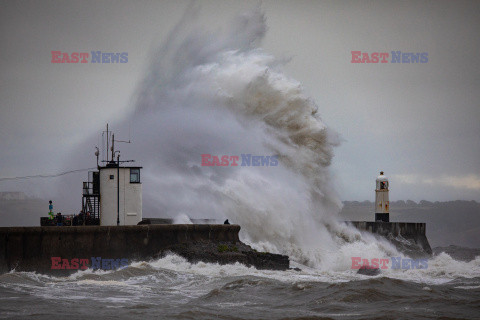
100, 162, 143, 169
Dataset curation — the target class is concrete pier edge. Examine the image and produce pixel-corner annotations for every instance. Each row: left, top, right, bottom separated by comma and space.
347, 221, 432, 256
0, 222, 431, 274
0, 224, 290, 274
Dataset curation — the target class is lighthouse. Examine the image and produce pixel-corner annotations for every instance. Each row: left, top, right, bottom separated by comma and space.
375, 171, 389, 222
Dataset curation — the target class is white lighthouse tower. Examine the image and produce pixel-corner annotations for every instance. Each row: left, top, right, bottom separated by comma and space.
375, 171, 389, 222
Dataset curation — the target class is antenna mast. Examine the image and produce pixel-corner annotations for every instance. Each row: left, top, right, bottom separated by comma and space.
100, 123, 132, 166
106, 123, 109, 162
111, 134, 115, 162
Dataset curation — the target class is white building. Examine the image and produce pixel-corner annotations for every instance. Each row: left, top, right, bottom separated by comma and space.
82, 159, 142, 226
97, 163, 142, 226
375, 171, 389, 222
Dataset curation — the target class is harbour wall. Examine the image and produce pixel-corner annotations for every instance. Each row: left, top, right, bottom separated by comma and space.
347, 221, 432, 256
0, 224, 288, 274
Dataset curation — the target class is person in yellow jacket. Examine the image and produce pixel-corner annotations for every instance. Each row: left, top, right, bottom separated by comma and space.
48, 200, 54, 220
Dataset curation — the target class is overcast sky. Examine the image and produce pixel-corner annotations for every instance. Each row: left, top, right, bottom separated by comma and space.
0, 0, 479, 203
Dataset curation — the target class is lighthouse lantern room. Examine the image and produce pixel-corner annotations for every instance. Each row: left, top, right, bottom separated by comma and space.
375, 171, 389, 222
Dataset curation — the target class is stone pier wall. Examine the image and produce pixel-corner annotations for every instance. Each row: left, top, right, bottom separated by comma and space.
0, 224, 247, 274
347, 221, 432, 256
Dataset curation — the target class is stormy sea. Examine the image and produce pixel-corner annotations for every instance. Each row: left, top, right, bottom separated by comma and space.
1, 246, 479, 319
1, 6, 479, 320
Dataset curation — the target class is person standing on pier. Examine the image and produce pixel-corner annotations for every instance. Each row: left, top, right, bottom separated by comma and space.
48, 200, 54, 220
56, 212, 63, 226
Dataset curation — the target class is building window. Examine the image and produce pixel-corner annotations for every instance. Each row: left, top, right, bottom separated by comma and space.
130, 168, 140, 183
109, 175, 114, 180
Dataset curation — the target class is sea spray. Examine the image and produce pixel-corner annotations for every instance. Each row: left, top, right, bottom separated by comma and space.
121, 6, 404, 268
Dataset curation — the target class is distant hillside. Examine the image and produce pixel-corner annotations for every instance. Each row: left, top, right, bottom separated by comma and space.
339, 200, 480, 248
0, 191, 28, 200
0, 192, 46, 227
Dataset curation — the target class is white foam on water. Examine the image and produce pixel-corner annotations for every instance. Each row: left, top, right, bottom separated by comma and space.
1, 250, 479, 298
118, 253, 479, 286
454, 285, 480, 290
76, 279, 135, 287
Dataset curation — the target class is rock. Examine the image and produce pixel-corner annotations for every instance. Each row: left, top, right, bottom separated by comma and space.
357, 266, 380, 276
159, 241, 290, 271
